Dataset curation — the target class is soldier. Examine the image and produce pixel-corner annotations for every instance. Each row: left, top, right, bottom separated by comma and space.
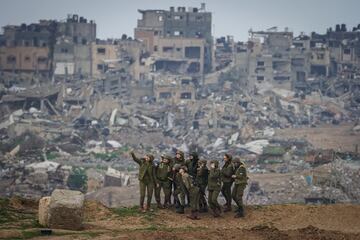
221, 153, 235, 212
185, 152, 199, 177
174, 150, 186, 166
196, 159, 209, 212
155, 155, 172, 208
208, 160, 222, 217
179, 166, 201, 220
232, 158, 248, 218
171, 163, 186, 214
130, 151, 157, 213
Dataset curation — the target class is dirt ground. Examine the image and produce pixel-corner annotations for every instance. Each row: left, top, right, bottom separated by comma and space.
1, 198, 360, 240
275, 123, 360, 152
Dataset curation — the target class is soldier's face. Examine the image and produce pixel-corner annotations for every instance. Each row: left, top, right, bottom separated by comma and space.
145, 156, 150, 161
224, 156, 229, 162
179, 169, 185, 175
176, 153, 181, 158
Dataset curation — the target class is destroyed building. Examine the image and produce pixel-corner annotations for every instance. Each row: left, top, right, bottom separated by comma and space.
134, 3, 212, 73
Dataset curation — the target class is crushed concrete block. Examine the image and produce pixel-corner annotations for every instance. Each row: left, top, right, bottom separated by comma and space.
48, 189, 84, 230
38, 196, 51, 227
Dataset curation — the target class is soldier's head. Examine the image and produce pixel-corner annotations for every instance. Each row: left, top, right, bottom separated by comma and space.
179, 166, 188, 175
173, 163, 181, 172
224, 153, 232, 162
210, 160, 219, 169
233, 157, 241, 168
188, 152, 199, 162
161, 155, 171, 164
145, 154, 154, 162
198, 159, 207, 168
176, 150, 184, 161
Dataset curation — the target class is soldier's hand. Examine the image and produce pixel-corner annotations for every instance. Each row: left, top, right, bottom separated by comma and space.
232, 175, 236, 178
156, 183, 160, 188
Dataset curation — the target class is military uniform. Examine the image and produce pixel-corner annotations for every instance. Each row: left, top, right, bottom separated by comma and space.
181, 168, 200, 220
171, 164, 186, 213
232, 159, 248, 218
185, 152, 199, 177
196, 160, 209, 212
208, 160, 222, 217
175, 150, 186, 166
155, 155, 172, 208
221, 153, 235, 212
131, 152, 157, 211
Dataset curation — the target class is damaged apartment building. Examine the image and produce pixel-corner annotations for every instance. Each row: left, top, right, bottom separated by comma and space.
134, 4, 212, 103
0, 14, 96, 86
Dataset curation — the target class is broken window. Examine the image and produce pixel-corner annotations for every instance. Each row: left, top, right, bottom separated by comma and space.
174, 31, 183, 36
7, 55, 16, 64
24, 56, 30, 62
344, 49, 351, 54
154, 46, 158, 52
311, 65, 327, 76
24, 41, 30, 46
174, 15, 183, 20
73, 36, 78, 44
273, 76, 290, 81
37, 57, 47, 64
97, 48, 106, 54
163, 47, 174, 52
187, 62, 200, 73
291, 58, 305, 67
180, 92, 192, 99
61, 48, 68, 53
97, 64, 104, 70
176, 47, 181, 51
257, 61, 265, 66
317, 53, 325, 60
181, 79, 190, 85
159, 92, 172, 99
296, 71, 306, 82
82, 38, 87, 45
154, 31, 159, 36
257, 76, 264, 81
196, 16, 203, 21
185, 47, 201, 59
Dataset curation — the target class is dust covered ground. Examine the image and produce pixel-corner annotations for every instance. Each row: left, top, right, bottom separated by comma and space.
1, 198, 360, 240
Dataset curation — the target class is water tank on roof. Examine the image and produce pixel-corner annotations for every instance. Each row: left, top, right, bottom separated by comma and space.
193, 8, 198, 13
341, 24, 347, 32
170, 6, 174, 12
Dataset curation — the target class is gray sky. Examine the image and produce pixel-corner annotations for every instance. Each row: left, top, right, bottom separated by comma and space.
0, 0, 359, 41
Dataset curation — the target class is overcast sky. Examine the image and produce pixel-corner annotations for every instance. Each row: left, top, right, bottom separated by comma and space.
0, 0, 359, 41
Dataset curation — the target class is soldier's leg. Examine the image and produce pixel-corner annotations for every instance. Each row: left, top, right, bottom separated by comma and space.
179, 191, 185, 207
235, 185, 245, 217
163, 181, 172, 206
222, 182, 232, 210
146, 182, 154, 208
213, 189, 221, 210
208, 190, 214, 209
139, 181, 146, 209
155, 182, 161, 204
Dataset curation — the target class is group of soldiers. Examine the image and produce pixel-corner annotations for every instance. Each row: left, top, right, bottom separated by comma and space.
130, 149, 248, 220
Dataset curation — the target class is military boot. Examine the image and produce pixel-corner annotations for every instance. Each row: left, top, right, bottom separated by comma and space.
176, 205, 185, 214
186, 210, 199, 220
223, 204, 232, 212
234, 206, 245, 218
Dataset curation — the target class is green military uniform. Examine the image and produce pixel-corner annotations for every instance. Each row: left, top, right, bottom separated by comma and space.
208, 160, 222, 217
232, 160, 248, 218
181, 169, 200, 220
196, 160, 209, 212
185, 152, 199, 177
155, 156, 172, 207
221, 153, 235, 211
131, 152, 156, 210
172, 164, 186, 213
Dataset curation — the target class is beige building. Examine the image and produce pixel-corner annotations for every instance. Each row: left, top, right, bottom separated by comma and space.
0, 46, 50, 72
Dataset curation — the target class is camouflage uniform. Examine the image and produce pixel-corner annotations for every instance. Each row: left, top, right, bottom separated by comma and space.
196, 160, 209, 212
131, 152, 157, 211
208, 160, 222, 217
221, 153, 235, 212
232, 158, 248, 218
185, 152, 199, 205
155, 155, 172, 208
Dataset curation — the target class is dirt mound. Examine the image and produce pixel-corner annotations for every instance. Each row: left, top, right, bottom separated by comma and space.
83, 200, 113, 221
